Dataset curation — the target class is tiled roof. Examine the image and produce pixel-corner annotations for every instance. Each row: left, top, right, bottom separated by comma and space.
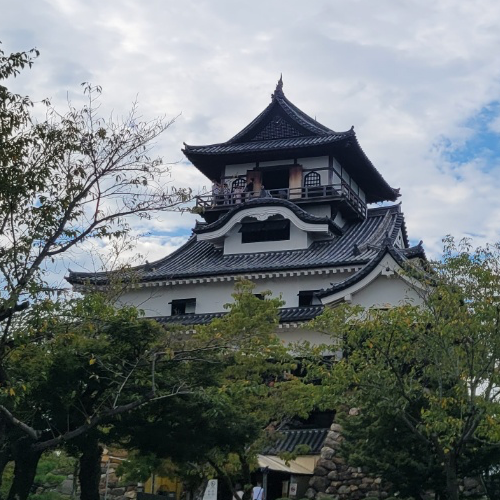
155, 305, 324, 326
401, 240, 426, 259
261, 428, 328, 455
226, 80, 335, 144
67, 204, 406, 285
184, 134, 352, 156
193, 198, 344, 236
182, 81, 397, 204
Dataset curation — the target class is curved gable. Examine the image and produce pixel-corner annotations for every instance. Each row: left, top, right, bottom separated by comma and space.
198, 202, 337, 254
318, 246, 425, 306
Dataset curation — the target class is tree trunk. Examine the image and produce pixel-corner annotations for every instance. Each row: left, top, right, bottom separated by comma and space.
0, 419, 11, 499
193, 479, 208, 500
444, 453, 459, 500
6, 438, 42, 500
78, 435, 103, 500
0, 445, 11, 499
238, 453, 253, 500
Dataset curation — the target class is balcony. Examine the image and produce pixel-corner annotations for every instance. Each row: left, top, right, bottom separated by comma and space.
195, 181, 367, 221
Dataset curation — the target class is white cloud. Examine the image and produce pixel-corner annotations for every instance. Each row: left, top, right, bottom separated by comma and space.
3, 0, 500, 270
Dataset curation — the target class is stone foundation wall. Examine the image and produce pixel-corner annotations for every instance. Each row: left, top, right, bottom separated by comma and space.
306, 421, 390, 500
99, 459, 138, 500
306, 416, 486, 500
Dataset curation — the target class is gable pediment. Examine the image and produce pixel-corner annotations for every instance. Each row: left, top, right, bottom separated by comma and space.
250, 114, 304, 141
231, 102, 317, 143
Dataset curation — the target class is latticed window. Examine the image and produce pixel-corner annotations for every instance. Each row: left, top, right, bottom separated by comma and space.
304, 171, 321, 187
231, 177, 246, 191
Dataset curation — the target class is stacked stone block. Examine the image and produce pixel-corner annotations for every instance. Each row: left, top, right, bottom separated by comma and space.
306, 420, 390, 500
305, 417, 487, 500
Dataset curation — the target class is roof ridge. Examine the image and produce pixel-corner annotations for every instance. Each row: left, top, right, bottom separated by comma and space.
317, 245, 397, 298
277, 94, 334, 135
224, 81, 346, 144
356, 209, 393, 253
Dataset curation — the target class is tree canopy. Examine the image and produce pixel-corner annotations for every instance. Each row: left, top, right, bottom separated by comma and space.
312, 237, 500, 500
113, 282, 325, 500
0, 43, 192, 500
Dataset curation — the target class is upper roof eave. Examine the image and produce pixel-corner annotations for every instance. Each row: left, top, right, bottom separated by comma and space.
182, 132, 353, 156
183, 134, 398, 203
182, 79, 398, 203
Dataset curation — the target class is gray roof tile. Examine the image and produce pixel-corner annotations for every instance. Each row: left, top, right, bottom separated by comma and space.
183, 134, 350, 155
262, 428, 328, 455
317, 242, 426, 299
67, 204, 406, 285
155, 305, 324, 326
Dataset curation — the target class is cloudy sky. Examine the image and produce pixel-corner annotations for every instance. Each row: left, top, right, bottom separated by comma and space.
3, 0, 500, 280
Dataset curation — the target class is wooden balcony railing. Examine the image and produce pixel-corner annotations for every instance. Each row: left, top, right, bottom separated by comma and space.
195, 181, 367, 218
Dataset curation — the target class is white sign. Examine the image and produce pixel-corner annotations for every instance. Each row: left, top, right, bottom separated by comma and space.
203, 479, 218, 500
289, 483, 298, 497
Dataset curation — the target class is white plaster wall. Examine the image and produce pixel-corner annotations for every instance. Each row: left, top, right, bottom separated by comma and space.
298, 157, 328, 170
333, 211, 347, 228
276, 328, 339, 352
332, 158, 342, 178
277, 328, 333, 346
223, 222, 309, 254
224, 163, 256, 178
115, 272, 424, 348
351, 275, 423, 308
298, 157, 329, 185
116, 272, 352, 317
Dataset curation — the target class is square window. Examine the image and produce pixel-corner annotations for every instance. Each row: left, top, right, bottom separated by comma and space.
240, 219, 290, 243
170, 298, 196, 316
298, 290, 318, 307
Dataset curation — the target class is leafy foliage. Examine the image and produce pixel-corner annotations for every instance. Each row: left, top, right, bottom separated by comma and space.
114, 281, 324, 499
312, 237, 500, 500
0, 42, 192, 500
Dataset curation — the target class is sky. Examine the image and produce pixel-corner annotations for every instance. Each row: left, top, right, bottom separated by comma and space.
2, 0, 500, 282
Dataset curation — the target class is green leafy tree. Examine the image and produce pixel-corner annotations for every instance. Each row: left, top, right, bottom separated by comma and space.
0, 42, 191, 500
1, 282, 319, 500
117, 282, 325, 500
312, 237, 500, 500
2, 294, 190, 500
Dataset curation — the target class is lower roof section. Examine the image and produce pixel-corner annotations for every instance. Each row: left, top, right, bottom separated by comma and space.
67, 204, 407, 286
155, 305, 324, 326
261, 428, 328, 456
